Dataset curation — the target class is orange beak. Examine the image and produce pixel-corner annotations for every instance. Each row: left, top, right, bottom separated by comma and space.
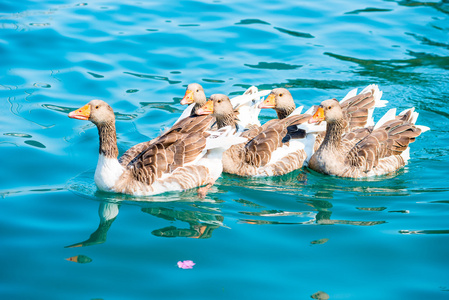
181, 89, 194, 105
259, 93, 276, 109
68, 104, 91, 120
309, 106, 325, 124
196, 100, 214, 115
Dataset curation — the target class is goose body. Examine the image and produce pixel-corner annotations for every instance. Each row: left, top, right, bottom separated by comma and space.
69, 100, 245, 196
197, 94, 313, 177
308, 99, 429, 178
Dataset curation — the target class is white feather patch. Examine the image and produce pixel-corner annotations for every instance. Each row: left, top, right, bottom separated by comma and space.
94, 154, 125, 191
340, 88, 358, 104
416, 125, 430, 132
230, 87, 270, 129
173, 103, 194, 125
401, 147, 410, 164
289, 105, 304, 116
374, 108, 397, 130
267, 139, 305, 165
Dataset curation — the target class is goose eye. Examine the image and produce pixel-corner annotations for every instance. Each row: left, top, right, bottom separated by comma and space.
217, 100, 221, 103
196, 89, 199, 92
328, 106, 332, 110
95, 105, 99, 109
279, 93, 283, 97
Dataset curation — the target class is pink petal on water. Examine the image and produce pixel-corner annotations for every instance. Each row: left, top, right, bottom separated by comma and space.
177, 260, 195, 269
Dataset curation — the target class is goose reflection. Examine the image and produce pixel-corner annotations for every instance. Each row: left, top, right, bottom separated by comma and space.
65, 202, 119, 248
237, 175, 390, 226
240, 198, 386, 226
142, 206, 225, 239
65, 197, 227, 248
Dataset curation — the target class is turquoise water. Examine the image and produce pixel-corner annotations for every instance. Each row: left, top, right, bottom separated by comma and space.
1, 0, 449, 299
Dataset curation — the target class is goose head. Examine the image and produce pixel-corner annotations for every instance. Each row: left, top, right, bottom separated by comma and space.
68, 99, 115, 126
197, 94, 236, 128
180, 83, 207, 106
259, 88, 295, 119
197, 94, 232, 115
309, 99, 344, 124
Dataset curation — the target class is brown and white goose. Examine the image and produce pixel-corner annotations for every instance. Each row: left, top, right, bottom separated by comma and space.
68, 99, 245, 196
259, 85, 388, 162
197, 94, 312, 176
307, 99, 429, 178
178, 83, 271, 129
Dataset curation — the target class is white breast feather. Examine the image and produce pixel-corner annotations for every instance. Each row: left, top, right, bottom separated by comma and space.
94, 154, 125, 192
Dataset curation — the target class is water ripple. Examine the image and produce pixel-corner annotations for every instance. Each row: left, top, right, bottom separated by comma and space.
274, 26, 315, 38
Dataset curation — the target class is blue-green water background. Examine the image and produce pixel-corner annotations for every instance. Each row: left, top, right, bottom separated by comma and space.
1, 0, 449, 299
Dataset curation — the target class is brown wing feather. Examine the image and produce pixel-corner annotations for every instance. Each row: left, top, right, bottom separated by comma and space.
243, 114, 310, 168
340, 87, 377, 130
127, 131, 208, 185
346, 115, 422, 172
167, 132, 207, 172
119, 115, 213, 166
168, 114, 214, 134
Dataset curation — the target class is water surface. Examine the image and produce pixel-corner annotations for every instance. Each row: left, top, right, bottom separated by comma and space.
1, 0, 449, 299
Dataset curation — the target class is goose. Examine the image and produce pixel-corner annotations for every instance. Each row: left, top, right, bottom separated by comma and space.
307, 99, 429, 178
177, 83, 270, 130
196, 94, 312, 176
68, 99, 245, 196
258, 85, 388, 161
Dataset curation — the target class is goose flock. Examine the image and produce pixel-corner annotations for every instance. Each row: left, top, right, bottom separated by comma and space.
68, 84, 429, 197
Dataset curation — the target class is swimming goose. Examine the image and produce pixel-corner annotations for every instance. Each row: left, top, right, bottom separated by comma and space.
197, 94, 312, 176
178, 83, 270, 130
307, 99, 429, 177
68, 99, 245, 196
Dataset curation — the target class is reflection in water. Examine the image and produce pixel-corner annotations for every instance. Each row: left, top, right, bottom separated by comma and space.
233, 79, 367, 93
139, 101, 184, 115
311, 291, 330, 300
65, 200, 227, 248
310, 238, 329, 245
3, 133, 32, 138
274, 27, 314, 39
244, 62, 302, 70
356, 207, 387, 211
235, 19, 270, 26
24, 140, 46, 148
399, 229, 449, 235
405, 32, 449, 50
324, 51, 449, 82
240, 197, 386, 227
392, 0, 449, 15
65, 202, 119, 248
66, 255, 93, 264
123, 71, 181, 85
87, 71, 104, 79
344, 7, 393, 14
143, 206, 225, 239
